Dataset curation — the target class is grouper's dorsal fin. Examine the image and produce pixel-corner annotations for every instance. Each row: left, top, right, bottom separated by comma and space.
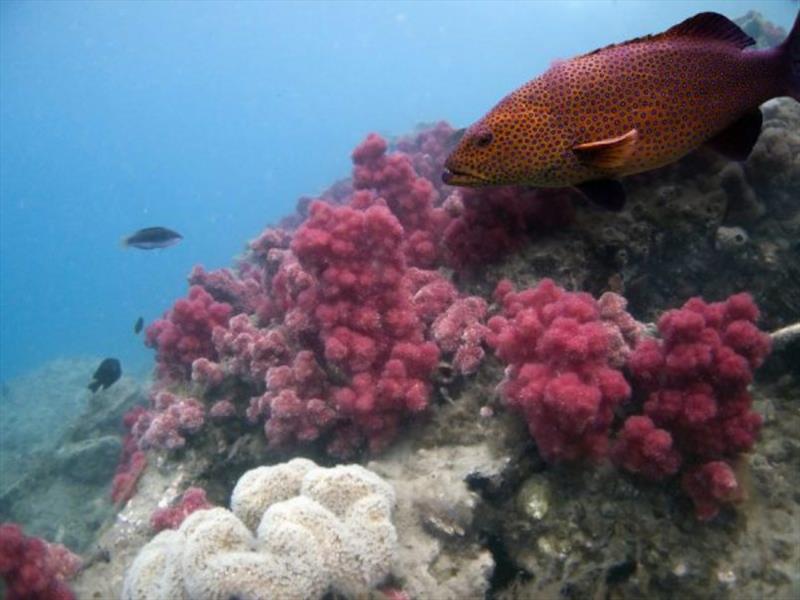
663, 12, 755, 49
579, 12, 754, 59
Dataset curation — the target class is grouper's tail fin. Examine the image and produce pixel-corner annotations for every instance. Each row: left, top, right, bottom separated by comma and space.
783, 10, 800, 100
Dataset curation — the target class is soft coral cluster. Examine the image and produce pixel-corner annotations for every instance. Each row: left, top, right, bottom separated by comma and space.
431, 296, 489, 375
618, 293, 771, 519
133, 391, 206, 451
442, 186, 575, 268
129, 121, 775, 523
352, 133, 449, 267
154, 138, 493, 456
145, 285, 232, 379
246, 350, 336, 447
110, 406, 149, 504
0, 523, 81, 600
208, 313, 290, 382
487, 279, 633, 462
487, 281, 771, 518
287, 200, 441, 455
136, 130, 498, 459
150, 487, 213, 532
188, 265, 266, 316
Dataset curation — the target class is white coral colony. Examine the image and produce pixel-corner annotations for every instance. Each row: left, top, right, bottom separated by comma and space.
121, 458, 397, 600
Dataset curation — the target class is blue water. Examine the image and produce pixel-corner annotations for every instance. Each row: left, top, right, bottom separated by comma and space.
0, 0, 796, 382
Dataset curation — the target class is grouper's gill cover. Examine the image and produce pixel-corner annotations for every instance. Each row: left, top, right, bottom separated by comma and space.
443, 11, 800, 210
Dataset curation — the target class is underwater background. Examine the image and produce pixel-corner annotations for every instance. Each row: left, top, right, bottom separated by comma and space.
1, 2, 799, 600
0, 0, 796, 382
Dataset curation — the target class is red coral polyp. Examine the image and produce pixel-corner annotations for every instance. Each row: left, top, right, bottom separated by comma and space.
488, 279, 632, 463
623, 292, 771, 519
0, 523, 81, 600
611, 416, 681, 481
145, 286, 232, 377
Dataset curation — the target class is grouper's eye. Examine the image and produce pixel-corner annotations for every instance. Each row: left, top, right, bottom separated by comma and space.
475, 131, 494, 148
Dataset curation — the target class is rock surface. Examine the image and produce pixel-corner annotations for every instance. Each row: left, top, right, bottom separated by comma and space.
0, 360, 146, 552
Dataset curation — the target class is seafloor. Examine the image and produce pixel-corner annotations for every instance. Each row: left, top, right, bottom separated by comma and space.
1, 12, 799, 600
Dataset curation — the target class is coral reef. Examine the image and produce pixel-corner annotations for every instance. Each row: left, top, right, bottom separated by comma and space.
620, 293, 771, 519
442, 186, 575, 268
0, 523, 82, 600
145, 285, 232, 379
487, 279, 635, 462
122, 459, 396, 600
111, 407, 149, 504
73, 371, 800, 600
132, 97, 798, 472
66, 14, 800, 598
131, 133, 510, 459
150, 487, 213, 532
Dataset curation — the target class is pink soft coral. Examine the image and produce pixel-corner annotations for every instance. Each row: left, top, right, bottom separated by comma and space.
145, 285, 232, 378
352, 133, 449, 267
621, 293, 771, 520
110, 406, 149, 504
487, 279, 632, 462
150, 487, 213, 532
431, 296, 489, 375
135, 392, 206, 451
0, 523, 81, 600
289, 200, 440, 455
442, 187, 574, 268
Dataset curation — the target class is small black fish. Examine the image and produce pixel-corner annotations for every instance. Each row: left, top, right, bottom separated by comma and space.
134, 317, 144, 335
121, 227, 183, 250
89, 358, 121, 393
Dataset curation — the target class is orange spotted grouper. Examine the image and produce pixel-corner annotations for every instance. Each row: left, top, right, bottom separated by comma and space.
443, 11, 800, 210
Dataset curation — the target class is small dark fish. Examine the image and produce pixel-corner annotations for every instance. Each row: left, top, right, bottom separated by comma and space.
121, 227, 183, 250
88, 358, 121, 393
134, 317, 144, 335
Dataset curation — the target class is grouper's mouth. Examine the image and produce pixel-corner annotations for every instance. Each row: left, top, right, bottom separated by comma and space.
441, 166, 489, 186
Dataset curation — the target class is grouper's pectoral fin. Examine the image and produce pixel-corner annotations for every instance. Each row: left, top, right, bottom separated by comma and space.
572, 129, 639, 170
705, 109, 763, 161
575, 179, 626, 212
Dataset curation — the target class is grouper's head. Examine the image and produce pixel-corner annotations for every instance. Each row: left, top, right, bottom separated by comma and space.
442, 100, 569, 187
